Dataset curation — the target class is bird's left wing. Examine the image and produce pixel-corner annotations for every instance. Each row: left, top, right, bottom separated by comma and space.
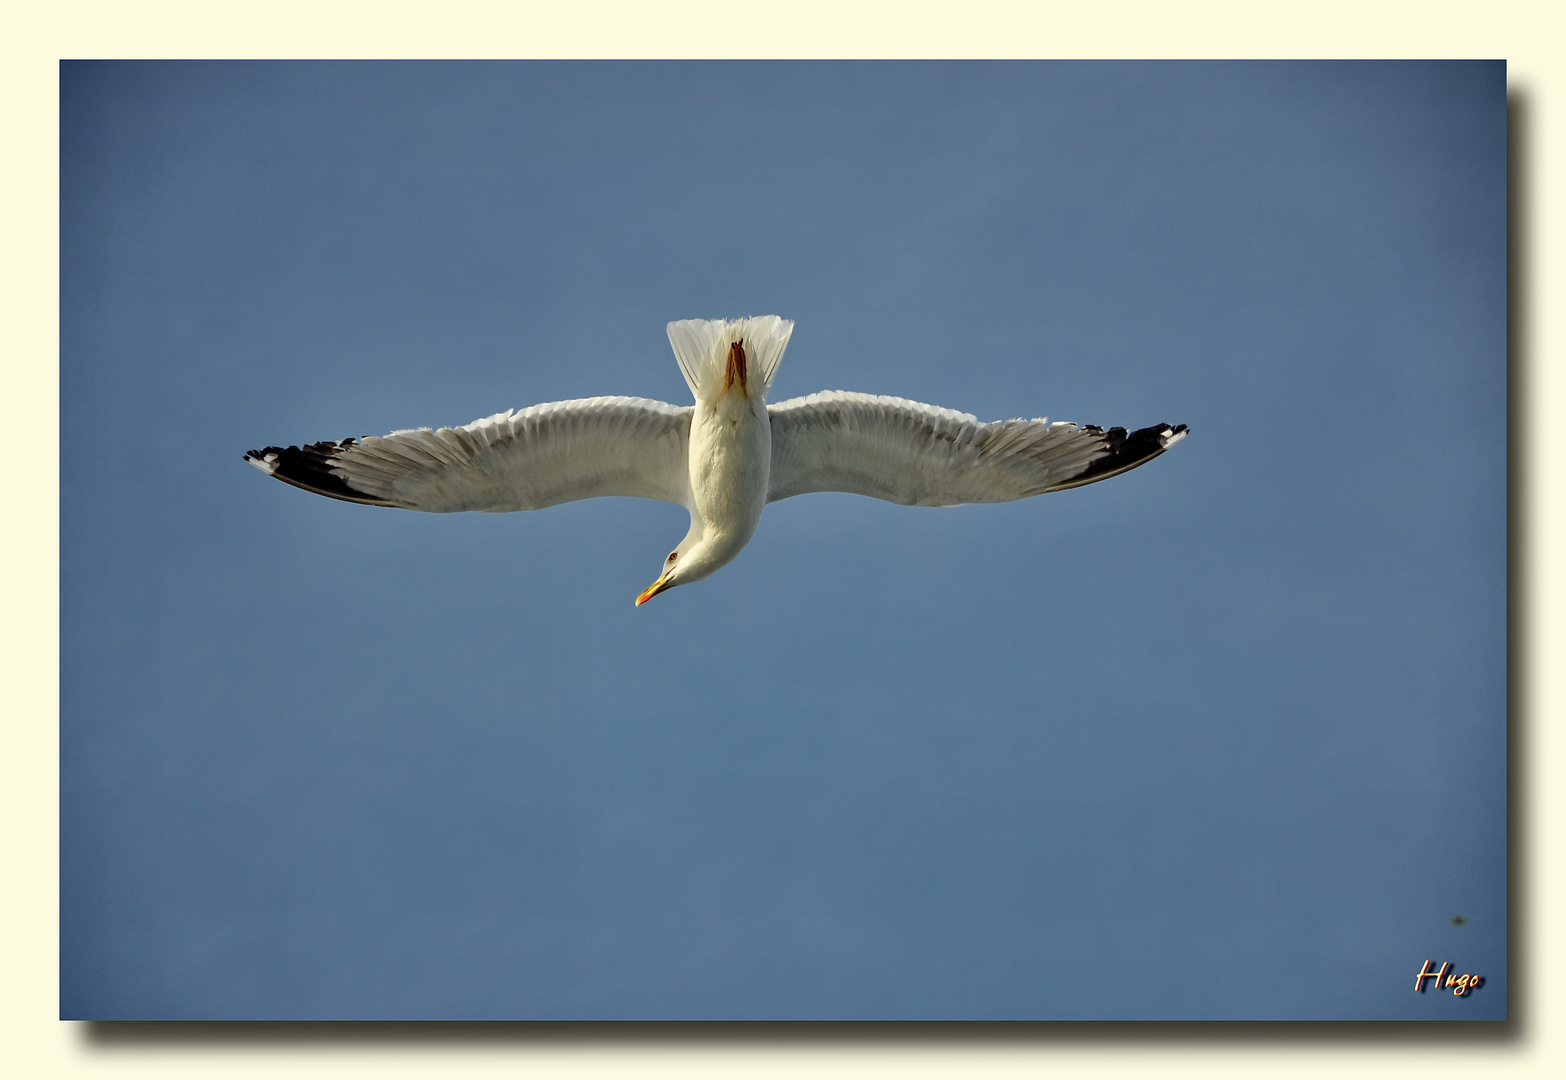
246, 396, 693, 512
768, 391, 1186, 506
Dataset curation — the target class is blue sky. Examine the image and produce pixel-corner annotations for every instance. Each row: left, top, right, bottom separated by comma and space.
60, 61, 1505, 1019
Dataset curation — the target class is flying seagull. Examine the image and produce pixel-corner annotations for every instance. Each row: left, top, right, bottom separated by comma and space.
246, 316, 1187, 605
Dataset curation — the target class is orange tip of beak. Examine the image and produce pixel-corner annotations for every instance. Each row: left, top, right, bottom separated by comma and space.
635, 575, 672, 607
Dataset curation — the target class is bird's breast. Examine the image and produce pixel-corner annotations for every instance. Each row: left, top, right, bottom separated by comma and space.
688, 397, 770, 544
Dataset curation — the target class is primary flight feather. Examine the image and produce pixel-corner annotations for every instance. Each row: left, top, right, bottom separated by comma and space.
245, 316, 1188, 604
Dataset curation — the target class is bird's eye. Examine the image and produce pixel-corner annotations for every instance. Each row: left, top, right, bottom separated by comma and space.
667, 552, 678, 563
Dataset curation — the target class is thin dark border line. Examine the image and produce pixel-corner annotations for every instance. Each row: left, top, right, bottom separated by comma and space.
70, 75, 1525, 1045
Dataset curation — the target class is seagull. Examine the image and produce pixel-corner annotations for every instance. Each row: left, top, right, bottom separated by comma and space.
246, 316, 1187, 605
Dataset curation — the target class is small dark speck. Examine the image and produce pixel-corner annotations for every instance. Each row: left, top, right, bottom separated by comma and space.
1449, 913, 1468, 927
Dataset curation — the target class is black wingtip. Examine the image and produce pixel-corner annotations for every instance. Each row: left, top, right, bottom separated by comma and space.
244, 438, 394, 506
1052, 422, 1189, 492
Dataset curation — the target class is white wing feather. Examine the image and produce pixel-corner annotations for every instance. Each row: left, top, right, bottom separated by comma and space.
767, 391, 1186, 506
246, 396, 693, 512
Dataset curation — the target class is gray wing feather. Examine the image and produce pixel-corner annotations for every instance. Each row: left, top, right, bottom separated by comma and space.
767, 391, 1186, 506
247, 396, 693, 512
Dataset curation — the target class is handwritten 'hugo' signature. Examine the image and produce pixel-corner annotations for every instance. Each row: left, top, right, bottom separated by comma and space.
1415, 961, 1483, 996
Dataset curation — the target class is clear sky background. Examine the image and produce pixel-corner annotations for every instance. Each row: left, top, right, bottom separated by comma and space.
60, 61, 1505, 1020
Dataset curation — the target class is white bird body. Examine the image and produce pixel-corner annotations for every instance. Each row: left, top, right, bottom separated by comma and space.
675, 318, 776, 595
246, 316, 1187, 604
685, 392, 769, 577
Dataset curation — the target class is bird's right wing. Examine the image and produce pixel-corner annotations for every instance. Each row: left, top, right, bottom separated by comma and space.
768, 391, 1186, 506
246, 396, 693, 512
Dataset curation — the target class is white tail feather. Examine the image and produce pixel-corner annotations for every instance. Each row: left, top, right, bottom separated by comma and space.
666, 316, 793, 404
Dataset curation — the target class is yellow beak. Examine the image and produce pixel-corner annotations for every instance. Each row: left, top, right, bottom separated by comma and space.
635, 573, 674, 607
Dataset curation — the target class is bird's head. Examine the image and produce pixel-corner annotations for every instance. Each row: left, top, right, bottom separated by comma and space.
635, 532, 725, 606
635, 544, 686, 606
